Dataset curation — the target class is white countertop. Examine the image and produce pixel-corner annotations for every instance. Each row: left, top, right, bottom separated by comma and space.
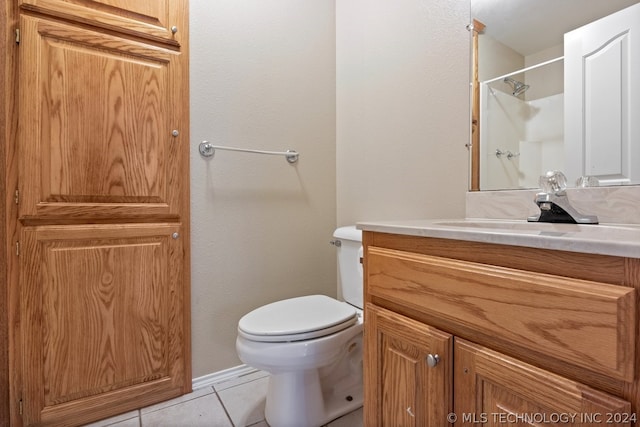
357, 219, 640, 259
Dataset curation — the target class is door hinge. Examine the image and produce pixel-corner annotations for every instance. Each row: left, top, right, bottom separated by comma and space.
19, 399, 23, 415
14, 189, 19, 205
15, 28, 20, 44
15, 241, 20, 257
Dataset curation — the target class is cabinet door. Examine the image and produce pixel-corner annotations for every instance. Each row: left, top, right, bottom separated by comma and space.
18, 16, 187, 222
454, 339, 633, 427
20, 223, 187, 426
364, 303, 453, 427
19, 0, 186, 46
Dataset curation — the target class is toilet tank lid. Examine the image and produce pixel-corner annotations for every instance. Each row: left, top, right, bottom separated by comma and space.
333, 226, 361, 242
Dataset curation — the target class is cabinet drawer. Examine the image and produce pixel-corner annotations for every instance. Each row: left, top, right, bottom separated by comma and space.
366, 247, 636, 381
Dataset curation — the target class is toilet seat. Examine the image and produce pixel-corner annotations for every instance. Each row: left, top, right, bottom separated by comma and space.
238, 295, 357, 342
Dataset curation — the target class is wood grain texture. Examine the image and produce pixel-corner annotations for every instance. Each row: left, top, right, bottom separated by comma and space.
364, 303, 453, 427
367, 246, 636, 381
2, 0, 20, 424
622, 257, 640, 420
470, 19, 484, 191
19, 0, 182, 47
7, 1, 190, 425
455, 339, 632, 427
363, 232, 640, 421
18, 16, 185, 221
21, 224, 185, 426
366, 231, 627, 284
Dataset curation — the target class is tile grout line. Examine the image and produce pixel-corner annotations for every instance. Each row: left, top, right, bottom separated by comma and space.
214, 391, 237, 427
139, 386, 217, 416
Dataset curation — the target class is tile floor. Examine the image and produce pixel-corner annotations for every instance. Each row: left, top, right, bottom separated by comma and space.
83, 370, 363, 427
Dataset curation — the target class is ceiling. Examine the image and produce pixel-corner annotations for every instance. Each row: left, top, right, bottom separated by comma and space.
471, 0, 640, 56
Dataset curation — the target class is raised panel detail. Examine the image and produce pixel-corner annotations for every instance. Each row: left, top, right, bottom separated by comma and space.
455, 339, 632, 426
18, 16, 184, 221
564, 2, 640, 186
21, 223, 185, 425
44, 242, 166, 405
366, 246, 636, 381
19, 0, 183, 46
364, 304, 452, 427
584, 34, 625, 178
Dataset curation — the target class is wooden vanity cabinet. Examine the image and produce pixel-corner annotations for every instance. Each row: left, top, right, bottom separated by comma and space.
362, 231, 638, 426
364, 303, 452, 426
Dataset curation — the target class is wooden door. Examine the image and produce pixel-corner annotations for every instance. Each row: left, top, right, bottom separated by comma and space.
454, 339, 632, 426
20, 224, 186, 426
364, 303, 453, 427
18, 0, 185, 46
12, 4, 190, 426
17, 15, 186, 222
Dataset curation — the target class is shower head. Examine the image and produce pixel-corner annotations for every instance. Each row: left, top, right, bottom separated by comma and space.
503, 77, 530, 96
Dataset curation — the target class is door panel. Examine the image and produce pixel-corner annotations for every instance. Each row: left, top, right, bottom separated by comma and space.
454, 339, 632, 427
21, 223, 186, 426
19, 0, 184, 46
364, 303, 452, 427
18, 16, 185, 221
564, 2, 640, 186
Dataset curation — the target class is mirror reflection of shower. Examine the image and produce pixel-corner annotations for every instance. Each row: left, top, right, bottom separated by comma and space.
503, 77, 529, 96
479, 57, 565, 191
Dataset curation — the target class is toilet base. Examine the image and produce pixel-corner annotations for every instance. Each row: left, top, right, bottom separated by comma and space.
264, 370, 363, 427
263, 335, 363, 427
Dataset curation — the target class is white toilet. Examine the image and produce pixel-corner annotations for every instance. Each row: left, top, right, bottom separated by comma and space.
236, 226, 363, 427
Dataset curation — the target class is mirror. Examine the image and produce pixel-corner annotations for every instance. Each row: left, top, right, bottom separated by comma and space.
470, 0, 640, 191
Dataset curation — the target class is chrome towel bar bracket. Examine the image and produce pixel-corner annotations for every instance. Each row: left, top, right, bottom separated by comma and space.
198, 141, 299, 164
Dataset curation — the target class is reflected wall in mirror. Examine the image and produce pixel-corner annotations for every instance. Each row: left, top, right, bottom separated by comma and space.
470, 0, 640, 191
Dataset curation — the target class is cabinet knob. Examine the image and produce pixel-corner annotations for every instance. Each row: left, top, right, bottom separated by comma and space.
426, 353, 440, 368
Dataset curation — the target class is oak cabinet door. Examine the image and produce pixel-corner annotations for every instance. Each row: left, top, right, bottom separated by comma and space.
364, 303, 453, 427
454, 339, 632, 427
18, 0, 185, 46
18, 16, 186, 222
20, 223, 187, 426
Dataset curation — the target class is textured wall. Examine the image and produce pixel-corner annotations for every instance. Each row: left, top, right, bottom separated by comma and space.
336, 0, 470, 225
189, 0, 337, 377
189, 0, 472, 378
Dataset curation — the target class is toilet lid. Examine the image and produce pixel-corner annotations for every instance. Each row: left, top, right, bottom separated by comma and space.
238, 295, 357, 342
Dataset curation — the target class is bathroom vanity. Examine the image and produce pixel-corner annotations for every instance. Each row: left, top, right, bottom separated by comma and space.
359, 220, 639, 426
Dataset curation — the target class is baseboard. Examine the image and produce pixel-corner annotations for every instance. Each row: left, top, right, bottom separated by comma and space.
191, 364, 259, 390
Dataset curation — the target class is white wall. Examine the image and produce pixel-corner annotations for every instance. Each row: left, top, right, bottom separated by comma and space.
190, 0, 471, 378
190, 0, 337, 377
336, 0, 470, 224
478, 34, 524, 83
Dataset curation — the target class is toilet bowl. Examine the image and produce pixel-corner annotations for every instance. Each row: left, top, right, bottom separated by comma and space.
235, 226, 363, 427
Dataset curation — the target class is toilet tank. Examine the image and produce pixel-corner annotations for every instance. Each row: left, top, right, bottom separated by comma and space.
333, 226, 363, 309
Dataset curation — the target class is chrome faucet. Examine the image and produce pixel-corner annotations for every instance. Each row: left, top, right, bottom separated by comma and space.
527, 171, 599, 224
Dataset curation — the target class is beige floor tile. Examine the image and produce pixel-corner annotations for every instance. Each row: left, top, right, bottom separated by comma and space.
104, 417, 140, 427
140, 387, 215, 415
213, 369, 268, 392
325, 407, 363, 427
82, 410, 140, 427
217, 375, 268, 427
141, 393, 232, 427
